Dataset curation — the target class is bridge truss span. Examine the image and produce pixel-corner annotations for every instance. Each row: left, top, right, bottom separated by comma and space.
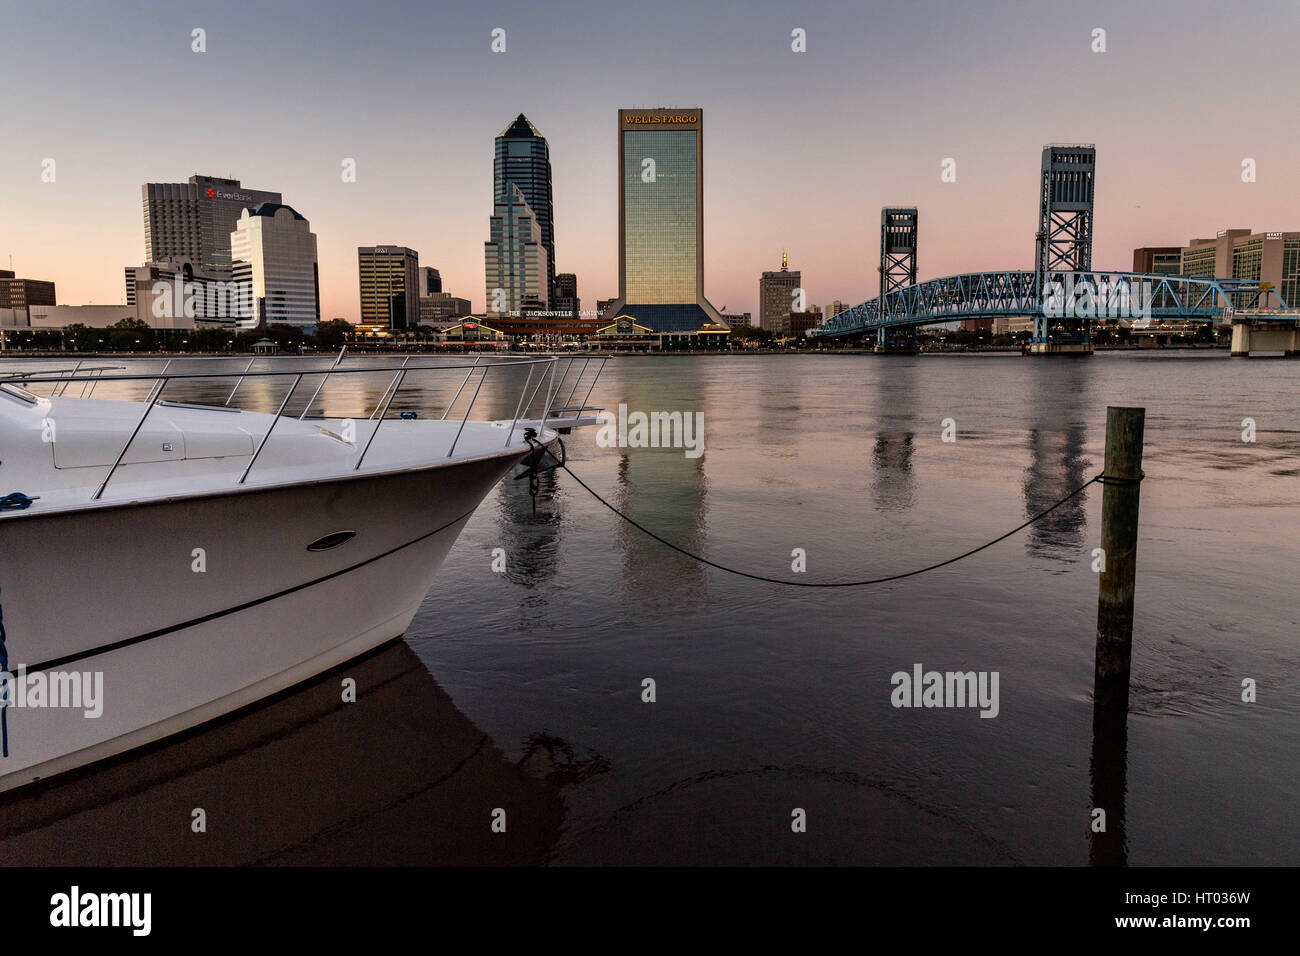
813, 271, 1289, 340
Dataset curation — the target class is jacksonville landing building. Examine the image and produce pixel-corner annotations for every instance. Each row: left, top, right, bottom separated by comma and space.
600, 108, 729, 348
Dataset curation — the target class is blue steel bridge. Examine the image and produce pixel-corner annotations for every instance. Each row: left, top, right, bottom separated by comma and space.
811, 146, 1295, 354
812, 269, 1288, 344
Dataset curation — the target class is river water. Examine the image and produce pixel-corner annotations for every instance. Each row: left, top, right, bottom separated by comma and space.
417, 351, 1300, 865
3, 350, 1297, 865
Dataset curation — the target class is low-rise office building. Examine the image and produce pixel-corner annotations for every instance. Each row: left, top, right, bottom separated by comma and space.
27, 304, 136, 328
419, 292, 473, 323
0, 273, 56, 311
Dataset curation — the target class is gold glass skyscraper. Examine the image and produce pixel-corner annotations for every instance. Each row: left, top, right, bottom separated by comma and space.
603, 108, 725, 333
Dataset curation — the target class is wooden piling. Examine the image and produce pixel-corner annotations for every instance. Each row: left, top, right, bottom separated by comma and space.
1094, 406, 1145, 711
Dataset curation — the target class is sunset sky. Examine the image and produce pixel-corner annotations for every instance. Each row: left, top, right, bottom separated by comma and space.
1, 0, 1297, 322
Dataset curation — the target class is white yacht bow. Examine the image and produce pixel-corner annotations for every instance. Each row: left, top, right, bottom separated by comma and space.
0, 352, 605, 792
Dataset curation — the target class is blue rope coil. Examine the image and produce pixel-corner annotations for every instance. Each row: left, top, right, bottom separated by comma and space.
0, 492, 35, 511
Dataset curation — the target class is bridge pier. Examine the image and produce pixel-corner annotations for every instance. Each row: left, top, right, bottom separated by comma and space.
1027, 313, 1093, 356
1027, 341, 1094, 356
1231, 320, 1300, 357
873, 326, 919, 354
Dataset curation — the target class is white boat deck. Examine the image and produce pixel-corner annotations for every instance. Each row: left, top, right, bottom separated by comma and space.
0, 389, 597, 514
0, 353, 606, 515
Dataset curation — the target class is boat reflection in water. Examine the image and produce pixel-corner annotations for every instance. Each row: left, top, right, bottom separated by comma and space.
0, 640, 566, 865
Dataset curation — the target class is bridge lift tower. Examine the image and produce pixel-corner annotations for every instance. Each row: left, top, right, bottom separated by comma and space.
880, 207, 919, 295
1033, 145, 1095, 351
878, 207, 919, 350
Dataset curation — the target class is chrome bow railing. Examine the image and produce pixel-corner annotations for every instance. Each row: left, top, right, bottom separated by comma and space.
0, 349, 607, 500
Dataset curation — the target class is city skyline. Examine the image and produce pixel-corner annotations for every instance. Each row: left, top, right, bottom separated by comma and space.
1, 0, 1298, 323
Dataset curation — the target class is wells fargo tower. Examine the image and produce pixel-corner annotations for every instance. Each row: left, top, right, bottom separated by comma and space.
602, 108, 726, 334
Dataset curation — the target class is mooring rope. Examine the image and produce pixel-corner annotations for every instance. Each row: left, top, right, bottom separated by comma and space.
527, 435, 1130, 588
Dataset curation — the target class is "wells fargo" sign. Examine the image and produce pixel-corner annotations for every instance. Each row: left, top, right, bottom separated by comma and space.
623, 112, 698, 126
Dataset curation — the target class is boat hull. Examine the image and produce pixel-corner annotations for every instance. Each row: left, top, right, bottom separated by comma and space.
0, 450, 523, 793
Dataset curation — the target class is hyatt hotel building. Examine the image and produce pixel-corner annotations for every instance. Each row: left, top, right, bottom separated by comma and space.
601, 108, 727, 337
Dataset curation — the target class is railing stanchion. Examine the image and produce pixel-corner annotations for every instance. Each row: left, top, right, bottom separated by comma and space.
441, 355, 483, 420
356, 368, 407, 470
238, 373, 303, 485
537, 357, 558, 427
370, 356, 411, 421
56, 361, 83, 397
520, 360, 550, 420
224, 356, 256, 406
85, 366, 113, 399
504, 364, 536, 447
579, 357, 606, 415
91, 374, 169, 501
298, 345, 346, 420
562, 356, 589, 411
447, 365, 489, 458
553, 355, 577, 410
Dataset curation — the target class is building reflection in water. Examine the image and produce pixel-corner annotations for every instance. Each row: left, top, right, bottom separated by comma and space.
870, 359, 918, 512
1021, 362, 1094, 560
612, 366, 711, 606
0, 641, 568, 865
754, 368, 801, 454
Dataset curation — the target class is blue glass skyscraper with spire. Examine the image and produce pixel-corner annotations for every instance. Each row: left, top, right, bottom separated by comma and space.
495, 114, 556, 303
